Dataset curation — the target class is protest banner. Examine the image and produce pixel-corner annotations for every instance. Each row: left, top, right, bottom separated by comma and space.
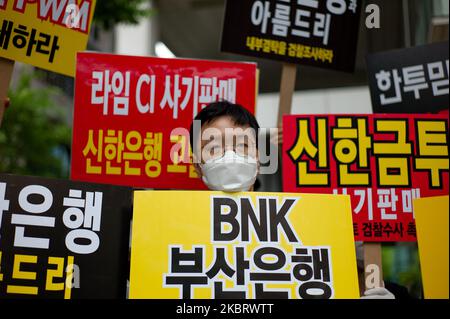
71, 52, 257, 190
0, 173, 132, 299
283, 113, 449, 241
0, 0, 97, 127
283, 113, 449, 288
367, 41, 449, 114
0, 0, 96, 76
221, 0, 362, 135
414, 195, 449, 299
221, 0, 362, 72
129, 191, 359, 299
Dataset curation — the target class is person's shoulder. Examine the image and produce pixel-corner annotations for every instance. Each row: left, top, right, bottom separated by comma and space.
385, 281, 414, 299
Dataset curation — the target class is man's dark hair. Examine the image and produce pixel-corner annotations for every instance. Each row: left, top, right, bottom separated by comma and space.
189, 101, 260, 151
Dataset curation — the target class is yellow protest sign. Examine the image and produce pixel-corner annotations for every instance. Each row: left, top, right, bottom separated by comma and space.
130, 191, 359, 299
0, 0, 96, 76
414, 195, 449, 299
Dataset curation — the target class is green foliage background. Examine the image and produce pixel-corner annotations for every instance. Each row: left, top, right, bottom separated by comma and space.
93, 0, 155, 30
0, 73, 71, 178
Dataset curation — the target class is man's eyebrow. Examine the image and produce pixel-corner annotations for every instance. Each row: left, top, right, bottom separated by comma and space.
201, 139, 221, 144
201, 134, 223, 144
201, 133, 223, 140
234, 132, 256, 139
234, 132, 255, 136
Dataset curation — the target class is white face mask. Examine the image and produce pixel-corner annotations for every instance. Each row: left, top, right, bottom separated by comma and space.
200, 150, 258, 192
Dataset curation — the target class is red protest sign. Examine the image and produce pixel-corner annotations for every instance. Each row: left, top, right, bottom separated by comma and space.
283, 114, 449, 242
71, 52, 257, 190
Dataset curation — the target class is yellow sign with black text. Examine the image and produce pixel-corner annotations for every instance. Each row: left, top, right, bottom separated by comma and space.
0, 0, 96, 76
130, 191, 360, 299
414, 195, 449, 299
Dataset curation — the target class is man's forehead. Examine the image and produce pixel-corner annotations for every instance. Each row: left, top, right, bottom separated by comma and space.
201, 115, 250, 131
202, 129, 254, 137
200, 126, 256, 140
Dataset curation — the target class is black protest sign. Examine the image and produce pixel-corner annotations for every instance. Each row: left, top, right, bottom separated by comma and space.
221, 0, 362, 72
0, 174, 132, 299
367, 41, 449, 114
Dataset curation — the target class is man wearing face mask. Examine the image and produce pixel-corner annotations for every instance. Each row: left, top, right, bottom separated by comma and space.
189, 101, 260, 193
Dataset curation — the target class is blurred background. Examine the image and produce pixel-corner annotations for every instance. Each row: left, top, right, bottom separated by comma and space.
1, 0, 448, 299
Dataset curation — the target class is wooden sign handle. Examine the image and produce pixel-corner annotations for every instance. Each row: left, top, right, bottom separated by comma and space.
277, 63, 297, 127
363, 242, 384, 290
0, 57, 15, 128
